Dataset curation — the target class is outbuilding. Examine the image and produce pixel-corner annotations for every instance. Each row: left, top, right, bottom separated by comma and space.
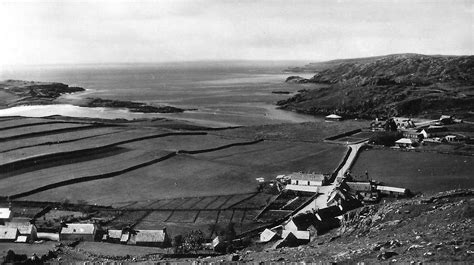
325, 114, 342, 121
60, 223, 97, 242
395, 138, 416, 148
288, 173, 328, 187
0, 227, 18, 242
4, 218, 37, 243
259, 228, 279, 243
128, 229, 169, 247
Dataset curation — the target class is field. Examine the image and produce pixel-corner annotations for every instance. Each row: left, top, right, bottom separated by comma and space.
0, 115, 356, 240
351, 148, 474, 193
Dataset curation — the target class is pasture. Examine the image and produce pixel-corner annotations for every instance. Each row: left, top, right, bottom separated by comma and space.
351, 149, 474, 193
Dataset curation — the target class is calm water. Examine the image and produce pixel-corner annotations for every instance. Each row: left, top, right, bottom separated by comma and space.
0, 62, 319, 126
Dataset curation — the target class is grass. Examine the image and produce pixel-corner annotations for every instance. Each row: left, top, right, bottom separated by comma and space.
0, 122, 93, 140
351, 148, 474, 193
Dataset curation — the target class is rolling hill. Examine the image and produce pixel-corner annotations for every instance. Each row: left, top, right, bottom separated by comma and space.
279, 54, 474, 119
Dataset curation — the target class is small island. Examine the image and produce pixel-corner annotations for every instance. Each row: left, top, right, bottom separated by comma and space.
82, 97, 187, 113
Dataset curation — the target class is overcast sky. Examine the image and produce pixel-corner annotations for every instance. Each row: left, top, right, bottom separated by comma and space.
0, 0, 472, 66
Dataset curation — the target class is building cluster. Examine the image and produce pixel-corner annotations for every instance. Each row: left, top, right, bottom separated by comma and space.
263, 171, 409, 249
372, 115, 467, 148
0, 206, 169, 247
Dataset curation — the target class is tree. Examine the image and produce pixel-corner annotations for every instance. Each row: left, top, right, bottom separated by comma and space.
172, 235, 183, 254
183, 230, 205, 253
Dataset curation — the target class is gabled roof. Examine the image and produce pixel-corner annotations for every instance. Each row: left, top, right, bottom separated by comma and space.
288, 213, 319, 231
0, 208, 11, 219
316, 205, 344, 220
4, 222, 34, 235
260, 229, 278, 242
395, 138, 414, 144
108, 230, 122, 239
346, 182, 372, 192
326, 114, 342, 119
0, 227, 18, 240
60, 223, 96, 235
132, 230, 166, 243
288, 172, 327, 182
282, 230, 310, 241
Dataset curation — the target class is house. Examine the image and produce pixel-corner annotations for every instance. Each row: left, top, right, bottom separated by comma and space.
0, 227, 18, 242
325, 114, 342, 121
281, 230, 310, 243
288, 173, 328, 186
4, 218, 37, 243
60, 223, 97, 242
445, 135, 458, 142
271, 232, 299, 249
420, 126, 448, 139
400, 128, 421, 140
259, 228, 279, 243
395, 138, 416, 148
128, 229, 169, 247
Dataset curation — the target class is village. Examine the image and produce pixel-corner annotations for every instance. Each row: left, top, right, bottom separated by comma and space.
0, 113, 471, 263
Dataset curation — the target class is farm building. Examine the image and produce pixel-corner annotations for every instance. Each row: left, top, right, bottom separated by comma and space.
325, 114, 342, 121
281, 230, 310, 242
439, 115, 454, 124
4, 218, 37, 243
60, 223, 97, 242
0, 208, 11, 225
272, 232, 299, 249
395, 138, 416, 148
0, 227, 18, 242
128, 229, 169, 247
288, 173, 328, 186
376, 186, 409, 197
420, 126, 448, 139
106, 229, 123, 243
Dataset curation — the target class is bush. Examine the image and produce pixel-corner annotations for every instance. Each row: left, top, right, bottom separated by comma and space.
369, 131, 402, 146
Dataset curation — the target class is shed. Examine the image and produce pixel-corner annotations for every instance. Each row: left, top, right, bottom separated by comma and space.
376, 186, 409, 196
60, 223, 97, 242
0, 227, 18, 242
272, 232, 299, 249
128, 229, 169, 247
259, 229, 279, 243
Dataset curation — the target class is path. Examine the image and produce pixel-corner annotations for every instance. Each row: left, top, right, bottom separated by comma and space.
295, 141, 368, 213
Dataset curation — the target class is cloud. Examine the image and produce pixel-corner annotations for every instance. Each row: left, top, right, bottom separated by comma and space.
0, 0, 472, 67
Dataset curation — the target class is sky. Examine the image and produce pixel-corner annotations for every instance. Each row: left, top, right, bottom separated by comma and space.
0, 0, 472, 66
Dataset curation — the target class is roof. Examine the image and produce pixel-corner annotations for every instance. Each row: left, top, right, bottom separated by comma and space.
325, 114, 342, 119
15, 235, 28, 243
0, 208, 11, 219
288, 172, 327, 182
260, 229, 277, 242
108, 230, 122, 239
0, 227, 18, 240
440, 115, 453, 120
316, 205, 344, 220
60, 223, 96, 235
4, 221, 34, 235
395, 138, 414, 144
346, 182, 372, 192
282, 230, 310, 241
288, 213, 319, 231
424, 126, 447, 133
132, 230, 166, 243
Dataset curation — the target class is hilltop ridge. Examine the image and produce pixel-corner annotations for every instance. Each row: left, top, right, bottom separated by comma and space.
279, 54, 474, 119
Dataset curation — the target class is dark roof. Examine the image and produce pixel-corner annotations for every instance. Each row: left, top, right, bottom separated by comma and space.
424, 126, 448, 133
316, 205, 344, 220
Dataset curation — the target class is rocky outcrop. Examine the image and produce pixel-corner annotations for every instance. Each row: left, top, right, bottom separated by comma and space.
0, 80, 85, 106
82, 98, 187, 113
278, 54, 474, 119
285, 76, 310, 84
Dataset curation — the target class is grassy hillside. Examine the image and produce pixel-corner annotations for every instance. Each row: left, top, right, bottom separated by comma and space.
279, 54, 474, 119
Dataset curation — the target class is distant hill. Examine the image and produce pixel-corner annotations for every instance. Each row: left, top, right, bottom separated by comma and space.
279, 54, 474, 119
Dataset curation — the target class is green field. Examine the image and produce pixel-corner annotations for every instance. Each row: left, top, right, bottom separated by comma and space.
351, 149, 474, 193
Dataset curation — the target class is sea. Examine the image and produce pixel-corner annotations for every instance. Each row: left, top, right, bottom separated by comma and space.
0, 61, 321, 127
